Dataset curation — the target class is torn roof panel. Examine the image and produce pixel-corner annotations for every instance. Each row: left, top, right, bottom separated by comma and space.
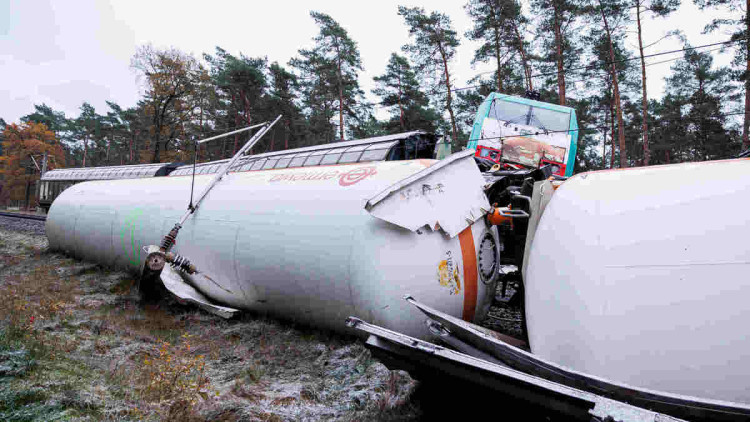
364, 150, 491, 238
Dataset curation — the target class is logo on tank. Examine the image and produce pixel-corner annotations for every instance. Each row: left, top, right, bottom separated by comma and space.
437, 250, 461, 295
338, 166, 377, 186
267, 165, 377, 187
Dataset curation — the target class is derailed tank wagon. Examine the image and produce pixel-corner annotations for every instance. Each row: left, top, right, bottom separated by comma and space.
46, 129, 500, 338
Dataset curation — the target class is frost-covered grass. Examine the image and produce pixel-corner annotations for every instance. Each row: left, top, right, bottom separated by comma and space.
0, 229, 421, 421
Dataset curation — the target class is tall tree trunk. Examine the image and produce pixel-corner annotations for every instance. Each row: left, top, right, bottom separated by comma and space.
152, 128, 162, 163
335, 42, 345, 140
600, 2, 628, 168
610, 95, 616, 168
152, 102, 164, 163
197, 105, 204, 162
603, 103, 609, 168
513, 23, 533, 90
242, 91, 252, 153
744, 0, 750, 150
438, 44, 459, 142
285, 120, 289, 150
82, 135, 88, 167
493, 22, 504, 90
397, 67, 405, 131
243, 92, 252, 125
134, 130, 140, 163
636, 0, 650, 165
106, 138, 111, 164
488, 1, 504, 91
552, 1, 566, 105
232, 92, 239, 155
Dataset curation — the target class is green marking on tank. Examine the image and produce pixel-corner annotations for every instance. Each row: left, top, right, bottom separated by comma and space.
120, 208, 144, 267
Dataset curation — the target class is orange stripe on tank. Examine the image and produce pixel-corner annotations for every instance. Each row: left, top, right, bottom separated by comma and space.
458, 226, 478, 322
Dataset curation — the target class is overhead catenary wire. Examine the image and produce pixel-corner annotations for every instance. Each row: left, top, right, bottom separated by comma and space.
466, 37, 745, 87
547, 45, 728, 88
369, 37, 745, 106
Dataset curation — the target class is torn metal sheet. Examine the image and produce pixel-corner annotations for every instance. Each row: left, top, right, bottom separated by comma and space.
349, 316, 687, 422
364, 150, 491, 238
405, 296, 750, 422
160, 264, 240, 319
346, 317, 597, 420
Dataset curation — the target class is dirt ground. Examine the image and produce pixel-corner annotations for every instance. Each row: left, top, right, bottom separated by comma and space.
0, 227, 422, 421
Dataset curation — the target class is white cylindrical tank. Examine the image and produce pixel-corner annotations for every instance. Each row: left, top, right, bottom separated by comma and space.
525, 158, 750, 403
46, 160, 498, 339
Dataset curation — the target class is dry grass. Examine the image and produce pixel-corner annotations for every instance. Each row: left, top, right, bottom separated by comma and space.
0, 228, 421, 421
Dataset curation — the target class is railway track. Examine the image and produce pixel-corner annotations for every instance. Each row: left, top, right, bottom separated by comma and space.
0, 211, 47, 221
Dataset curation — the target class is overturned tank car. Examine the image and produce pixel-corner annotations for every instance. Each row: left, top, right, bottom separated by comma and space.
46, 127, 500, 338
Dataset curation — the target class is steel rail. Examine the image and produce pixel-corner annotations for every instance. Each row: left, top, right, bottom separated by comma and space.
0, 211, 47, 221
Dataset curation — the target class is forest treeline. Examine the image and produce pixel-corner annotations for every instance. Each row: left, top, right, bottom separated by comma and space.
1, 0, 747, 204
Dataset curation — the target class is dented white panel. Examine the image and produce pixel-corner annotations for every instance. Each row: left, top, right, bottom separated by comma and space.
364, 150, 491, 238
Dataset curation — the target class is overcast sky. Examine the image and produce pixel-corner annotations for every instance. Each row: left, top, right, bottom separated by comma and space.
0, 0, 737, 124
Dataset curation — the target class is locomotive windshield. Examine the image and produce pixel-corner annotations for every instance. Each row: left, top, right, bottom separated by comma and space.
468, 93, 579, 177
488, 99, 572, 133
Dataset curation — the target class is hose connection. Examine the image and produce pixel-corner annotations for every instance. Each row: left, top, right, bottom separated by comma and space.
160, 224, 181, 252
166, 252, 197, 274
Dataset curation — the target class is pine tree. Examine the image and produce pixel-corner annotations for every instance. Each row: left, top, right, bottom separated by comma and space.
21, 104, 68, 135
399, 6, 461, 142
267, 62, 306, 150
372, 53, 439, 133
530, 0, 584, 105
633, 0, 680, 165
592, 0, 631, 167
464, 0, 532, 91
651, 94, 687, 163
291, 46, 337, 142
454, 76, 495, 138
666, 45, 736, 160
185, 64, 220, 161
694, 0, 749, 150
568, 98, 600, 172
204, 48, 268, 155
583, 30, 638, 167
291, 12, 364, 141
73, 103, 101, 167
104, 102, 139, 164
